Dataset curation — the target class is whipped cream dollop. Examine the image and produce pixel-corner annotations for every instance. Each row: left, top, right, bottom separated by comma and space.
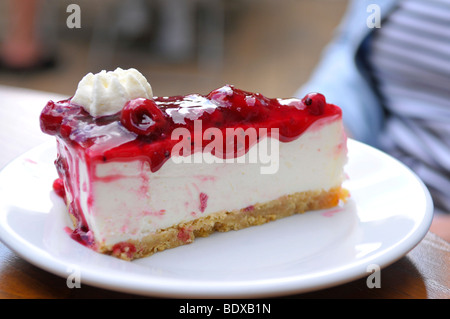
71, 67, 153, 117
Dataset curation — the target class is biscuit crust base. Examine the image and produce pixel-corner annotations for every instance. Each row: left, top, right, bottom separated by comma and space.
97, 187, 348, 260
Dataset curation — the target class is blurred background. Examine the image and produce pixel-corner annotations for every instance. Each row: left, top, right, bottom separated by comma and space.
0, 0, 348, 98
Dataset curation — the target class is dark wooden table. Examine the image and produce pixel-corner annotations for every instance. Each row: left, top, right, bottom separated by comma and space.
0, 86, 449, 299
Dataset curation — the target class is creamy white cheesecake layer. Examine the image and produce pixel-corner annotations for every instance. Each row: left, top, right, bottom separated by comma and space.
59, 117, 347, 247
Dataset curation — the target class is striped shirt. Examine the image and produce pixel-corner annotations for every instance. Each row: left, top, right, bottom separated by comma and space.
367, 0, 450, 214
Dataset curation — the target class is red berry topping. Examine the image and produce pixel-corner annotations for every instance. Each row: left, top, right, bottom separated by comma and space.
41, 87, 340, 176
52, 178, 66, 198
40, 101, 61, 135
111, 242, 136, 260
40, 99, 87, 136
302, 93, 326, 115
120, 98, 167, 136
207, 85, 269, 120
69, 226, 96, 248
207, 85, 235, 108
60, 120, 74, 138
39, 100, 73, 135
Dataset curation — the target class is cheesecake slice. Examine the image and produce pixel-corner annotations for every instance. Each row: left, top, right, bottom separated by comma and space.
40, 68, 348, 260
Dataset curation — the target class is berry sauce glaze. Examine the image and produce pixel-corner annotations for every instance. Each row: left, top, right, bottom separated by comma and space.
41, 85, 341, 171
39, 85, 342, 248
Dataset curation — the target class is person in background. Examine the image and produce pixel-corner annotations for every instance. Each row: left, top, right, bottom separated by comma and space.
296, 0, 450, 241
0, 0, 52, 71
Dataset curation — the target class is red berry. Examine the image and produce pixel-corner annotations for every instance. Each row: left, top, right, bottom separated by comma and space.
40, 100, 67, 135
112, 242, 136, 260
52, 178, 66, 198
207, 85, 235, 108
207, 85, 268, 120
59, 120, 73, 138
120, 98, 167, 136
40, 99, 85, 136
302, 93, 326, 115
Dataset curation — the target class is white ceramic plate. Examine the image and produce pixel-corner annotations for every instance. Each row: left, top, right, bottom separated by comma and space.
0, 139, 433, 298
